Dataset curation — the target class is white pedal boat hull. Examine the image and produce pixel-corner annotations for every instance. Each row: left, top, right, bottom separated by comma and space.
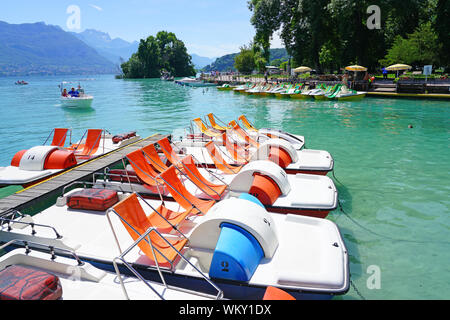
0, 190, 349, 300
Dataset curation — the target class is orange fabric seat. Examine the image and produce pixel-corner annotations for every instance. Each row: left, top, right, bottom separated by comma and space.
51, 128, 70, 147
238, 115, 259, 132
113, 193, 188, 267
229, 121, 259, 148
157, 138, 183, 166
160, 166, 216, 215
181, 155, 227, 200
205, 141, 243, 175
192, 118, 222, 138
207, 113, 229, 132
126, 149, 162, 187
222, 132, 250, 163
142, 144, 169, 173
74, 129, 103, 159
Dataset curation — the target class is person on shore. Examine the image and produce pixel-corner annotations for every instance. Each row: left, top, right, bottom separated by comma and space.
382, 68, 388, 80
342, 73, 349, 86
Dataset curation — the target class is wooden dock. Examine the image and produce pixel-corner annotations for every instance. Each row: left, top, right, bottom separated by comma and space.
0, 134, 166, 217
366, 92, 450, 99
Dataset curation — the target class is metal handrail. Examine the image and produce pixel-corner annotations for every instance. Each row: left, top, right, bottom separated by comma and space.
61, 180, 126, 198
0, 239, 84, 266
0, 209, 62, 239
112, 227, 223, 300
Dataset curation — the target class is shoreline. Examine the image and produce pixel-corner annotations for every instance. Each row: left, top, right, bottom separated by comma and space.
204, 75, 450, 100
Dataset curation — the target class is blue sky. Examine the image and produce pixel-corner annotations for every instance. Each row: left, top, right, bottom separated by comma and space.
0, 0, 283, 58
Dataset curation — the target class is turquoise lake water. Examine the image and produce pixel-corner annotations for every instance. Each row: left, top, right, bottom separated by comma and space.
0, 74, 449, 300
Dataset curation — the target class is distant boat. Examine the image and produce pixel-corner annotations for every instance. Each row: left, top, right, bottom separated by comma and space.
59, 81, 94, 109
175, 77, 217, 87
15, 80, 28, 85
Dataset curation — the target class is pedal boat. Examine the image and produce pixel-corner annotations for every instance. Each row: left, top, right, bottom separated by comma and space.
0, 186, 349, 300
97, 140, 338, 218
179, 121, 334, 176
0, 240, 222, 300
194, 114, 306, 151
0, 129, 141, 188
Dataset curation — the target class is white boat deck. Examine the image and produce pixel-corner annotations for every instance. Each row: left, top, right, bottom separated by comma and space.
0, 189, 349, 294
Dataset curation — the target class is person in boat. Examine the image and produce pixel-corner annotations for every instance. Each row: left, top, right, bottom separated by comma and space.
68, 87, 80, 97
62, 88, 68, 97
77, 85, 85, 95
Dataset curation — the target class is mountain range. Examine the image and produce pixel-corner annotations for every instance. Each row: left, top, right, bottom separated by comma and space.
0, 21, 283, 76
72, 30, 215, 69
71, 29, 139, 65
0, 21, 117, 76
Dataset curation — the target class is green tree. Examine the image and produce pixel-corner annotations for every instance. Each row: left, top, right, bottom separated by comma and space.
380, 22, 442, 67
234, 45, 256, 74
435, 0, 450, 66
121, 31, 195, 79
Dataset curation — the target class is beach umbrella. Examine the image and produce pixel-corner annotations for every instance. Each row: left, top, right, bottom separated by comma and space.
386, 64, 412, 78
294, 66, 312, 73
345, 65, 368, 72
385, 64, 412, 71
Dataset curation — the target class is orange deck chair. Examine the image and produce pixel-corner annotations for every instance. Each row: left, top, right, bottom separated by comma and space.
50, 128, 70, 147
74, 129, 104, 159
207, 113, 229, 132
192, 118, 222, 138
142, 144, 169, 173
180, 155, 228, 200
222, 132, 250, 164
157, 138, 183, 166
112, 193, 188, 268
160, 166, 216, 215
205, 141, 244, 175
228, 121, 259, 148
144, 144, 225, 200
238, 115, 259, 132
126, 149, 163, 188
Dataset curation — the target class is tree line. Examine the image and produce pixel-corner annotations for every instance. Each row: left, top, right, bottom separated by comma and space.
120, 31, 196, 79
244, 0, 449, 73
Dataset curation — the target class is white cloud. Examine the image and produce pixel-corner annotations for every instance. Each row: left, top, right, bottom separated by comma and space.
89, 4, 103, 11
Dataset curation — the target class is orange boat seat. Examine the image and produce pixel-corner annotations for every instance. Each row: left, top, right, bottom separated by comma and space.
181, 155, 227, 200
113, 193, 188, 267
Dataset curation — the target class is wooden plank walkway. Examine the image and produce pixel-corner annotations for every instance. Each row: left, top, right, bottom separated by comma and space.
366, 92, 450, 99
0, 134, 166, 216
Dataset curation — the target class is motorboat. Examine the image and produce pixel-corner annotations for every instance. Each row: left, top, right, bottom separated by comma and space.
160, 72, 174, 81
175, 77, 217, 87
15, 80, 29, 85
60, 82, 94, 109
0, 128, 141, 188
0, 184, 349, 300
